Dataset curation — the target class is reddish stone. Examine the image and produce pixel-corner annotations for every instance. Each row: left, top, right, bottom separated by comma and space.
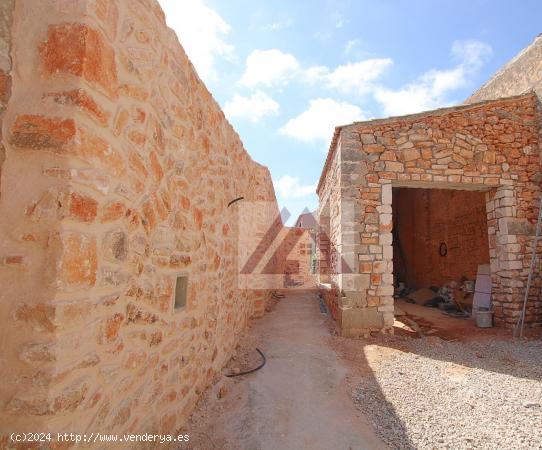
169, 254, 191, 268
20, 342, 56, 363
0, 69, 11, 106
149, 151, 164, 183
160, 189, 172, 211
52, 379, 89, 413
124, 208, 141, 231
113, 109, 129, 136
50, 231, 97, 288
119, 84, 149, 101
10, 115, 76, 151
127, 129, 146, 146
180, 196, 191, 210
150, 118, 165, 153
103, 313, 124, 343
101, 201, 126, 222
14, 303, 56, 333
40, 24, 118, 97
371, 273, 382, 285
59, 300, 94, 324
153, 192, 168, 221
365, 145, 385, 153
69, 192, 98, 222
2, 255, 25, 266
149, 331, 163, 346
94, 0, 119, 40
155, 277, 173, 312
123, 350, 147, 370
5, 396, 52, 416
142, 201, 157, 233
128, 150, 148, 179
193, 207, 203, 229
78, 129, 126, 176
45, 90, 109, 126
132, 107, 146, 124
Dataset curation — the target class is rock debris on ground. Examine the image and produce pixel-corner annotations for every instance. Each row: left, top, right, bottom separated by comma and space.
353, 337, 542, 450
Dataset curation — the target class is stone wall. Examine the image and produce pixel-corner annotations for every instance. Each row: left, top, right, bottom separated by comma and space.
318, 93, 542, 334
0, 0, 280, 442
393, 188, 490, 288
467, 34, 542, 103
0, 0, 13, 197
317, 134, 344, 321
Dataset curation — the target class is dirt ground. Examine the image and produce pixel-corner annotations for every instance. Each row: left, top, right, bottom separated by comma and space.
178, 292, 541, 450
179, 290, 384, 450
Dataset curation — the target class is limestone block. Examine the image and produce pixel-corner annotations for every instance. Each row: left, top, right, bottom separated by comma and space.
382, 184, 392, 205
338, 306, 384, 337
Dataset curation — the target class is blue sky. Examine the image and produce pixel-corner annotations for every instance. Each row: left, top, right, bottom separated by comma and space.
158, 0, 541, 224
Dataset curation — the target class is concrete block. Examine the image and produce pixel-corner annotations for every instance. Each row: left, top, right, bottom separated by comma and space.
379, 233, 392, 246
377, 284, 394, 296
338, 306, 384, 337
382, 245, 393, 260
382, 184, 392, 205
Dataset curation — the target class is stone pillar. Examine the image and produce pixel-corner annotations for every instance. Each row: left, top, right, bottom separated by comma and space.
490, 186, 538, 327
317, 200, 331, 284
335, 135, 391, 336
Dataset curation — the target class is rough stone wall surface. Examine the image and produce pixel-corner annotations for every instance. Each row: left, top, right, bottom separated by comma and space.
0, 0, 280, 442
318, 140, 343, 318
318, 140, 342, 282
393, 188, 490, 289
0, 0, 13, 196
467, 34, 542, 103
318, 94, 542, 332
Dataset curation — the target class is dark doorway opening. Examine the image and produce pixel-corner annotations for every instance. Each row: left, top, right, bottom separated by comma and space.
392, 187, 490, 289
392, 187, 491, 335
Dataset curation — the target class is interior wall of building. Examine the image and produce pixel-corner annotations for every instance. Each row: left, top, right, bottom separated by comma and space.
393, 188, 490, 289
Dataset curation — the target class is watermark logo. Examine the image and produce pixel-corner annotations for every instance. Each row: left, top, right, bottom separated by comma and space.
237, 202, 352, 290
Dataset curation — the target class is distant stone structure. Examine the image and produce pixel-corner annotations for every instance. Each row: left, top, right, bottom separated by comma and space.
295, 210, 318, 230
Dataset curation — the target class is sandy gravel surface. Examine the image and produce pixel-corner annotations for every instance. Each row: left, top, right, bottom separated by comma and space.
353, 337, 542, 450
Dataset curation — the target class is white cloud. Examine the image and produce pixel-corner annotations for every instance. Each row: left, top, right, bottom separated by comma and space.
375, 40, 492, 116
324, 59, 393, 94
452, 40, 492, 69
240, 49, 300, 87
223, 91, 280, 122
280, 98, 365, 143
158, 0, 233, 81
274, 176, 316, 199
264, 17, 294, 31
333, 12, 347, 29
344, 39, 361, 55
239, 47, 391, 95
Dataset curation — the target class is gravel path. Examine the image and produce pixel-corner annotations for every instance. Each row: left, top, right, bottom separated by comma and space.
354, 338, 542, 450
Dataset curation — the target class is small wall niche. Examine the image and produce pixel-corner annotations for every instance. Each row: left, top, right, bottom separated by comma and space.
174, 275, 188, 310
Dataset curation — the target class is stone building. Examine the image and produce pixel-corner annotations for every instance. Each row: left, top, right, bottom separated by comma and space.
467, 34, 542, 103
318, 36, 542, 336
